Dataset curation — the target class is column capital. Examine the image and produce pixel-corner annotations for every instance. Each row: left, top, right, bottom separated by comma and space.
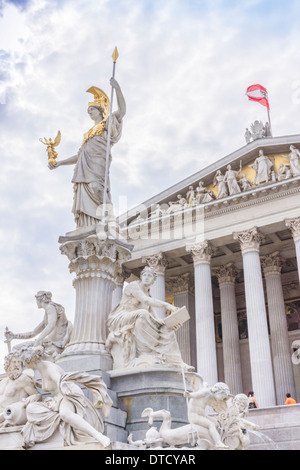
285, 217, 300, 242
143, 252, 168, 274
186, 240, 214, 265
165, 272, 192, 296
60, 236, 132, 281
261, 251, 283, 277
233, 227, 264, 254
115, 268, 131, 286
213, 263, 240, 286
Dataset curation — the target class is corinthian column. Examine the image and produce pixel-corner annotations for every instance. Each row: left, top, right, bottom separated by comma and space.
261, 252, 296, 405
233, 227, 276, 408
214, 264, 243, 395
165, 273, 194, 367
143, 252, 168, 319
57, 235, 132, 372
186, 241, 218, 386
286, 218, 300, 282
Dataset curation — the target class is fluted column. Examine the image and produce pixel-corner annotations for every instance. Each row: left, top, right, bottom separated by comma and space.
233, 227, 276, 408
165, 272, 194, 366
186, 241, 218, 386
144, 252, 168, 319
57, 235, 132, 371
214, 264, 243, 395
286, 218, 300, 282
261, 252, 296, 405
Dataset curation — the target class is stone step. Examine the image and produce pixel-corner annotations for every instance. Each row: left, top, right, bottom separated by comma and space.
247, 423, 300, 450
246, 404, 300, 450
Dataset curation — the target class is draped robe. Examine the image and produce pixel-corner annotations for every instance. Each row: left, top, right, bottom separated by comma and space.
22, 372, 113, 448
72, 113, 122, 227
106, 281, 193, 371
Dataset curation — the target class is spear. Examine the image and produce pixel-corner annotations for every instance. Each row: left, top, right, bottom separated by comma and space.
102, 46, 119, 220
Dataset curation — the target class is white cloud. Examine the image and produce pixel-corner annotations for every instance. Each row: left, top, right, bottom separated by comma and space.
0, 0, 300, 371
0, 2, 31, 51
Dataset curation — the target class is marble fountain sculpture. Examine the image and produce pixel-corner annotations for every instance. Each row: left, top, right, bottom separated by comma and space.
0, 264, 258, 450
0, 51, 259, 449
0, 280, 258, 451
128, 378, 258, 451
0, 67, 126, 449
2, 294, 112, 449
105, 265, 258, 451
106, 266, 193, 371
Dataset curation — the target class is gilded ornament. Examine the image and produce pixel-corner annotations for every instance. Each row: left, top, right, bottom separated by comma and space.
81, 87, 111, 145
39, 131, 61, 165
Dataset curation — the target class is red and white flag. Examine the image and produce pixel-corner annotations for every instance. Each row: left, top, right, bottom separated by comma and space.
246, 84, 270, 110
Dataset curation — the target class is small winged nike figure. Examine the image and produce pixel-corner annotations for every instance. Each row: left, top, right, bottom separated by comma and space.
40, 131, 61, 166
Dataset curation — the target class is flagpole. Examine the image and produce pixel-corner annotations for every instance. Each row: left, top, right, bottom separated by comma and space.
267, 107, 272, 137
103, 46, 119, 220
246, 84, 272, 137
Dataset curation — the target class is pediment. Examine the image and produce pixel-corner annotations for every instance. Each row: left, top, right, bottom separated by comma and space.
120, 134, 300, 226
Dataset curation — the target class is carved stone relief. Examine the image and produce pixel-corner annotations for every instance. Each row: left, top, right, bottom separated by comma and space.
129, 146, 300, 229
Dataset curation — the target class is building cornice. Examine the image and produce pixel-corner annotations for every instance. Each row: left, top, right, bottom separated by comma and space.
122, 176, 300, 239
119, 134, 300, 225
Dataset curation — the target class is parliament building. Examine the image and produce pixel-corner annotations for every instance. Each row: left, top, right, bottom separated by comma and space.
118, 126, 300, 410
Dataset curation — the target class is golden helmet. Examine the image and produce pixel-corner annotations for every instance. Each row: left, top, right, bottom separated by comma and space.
86, 86, 110, 120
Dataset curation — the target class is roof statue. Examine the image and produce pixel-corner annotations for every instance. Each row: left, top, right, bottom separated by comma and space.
244, 120, 272, 144
127, 143, 300, 229
284, 145, 300, 177
248, 149, 273, 185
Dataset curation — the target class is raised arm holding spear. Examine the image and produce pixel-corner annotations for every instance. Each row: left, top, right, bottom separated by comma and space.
47, 47, 126, 230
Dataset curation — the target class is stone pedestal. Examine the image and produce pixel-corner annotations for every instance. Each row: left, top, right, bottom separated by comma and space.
0, 426, 134, 450
56, 225, 132, 373
109, 367, 197, 441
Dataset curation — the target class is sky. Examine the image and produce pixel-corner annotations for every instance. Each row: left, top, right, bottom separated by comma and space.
0, 0, 300, 372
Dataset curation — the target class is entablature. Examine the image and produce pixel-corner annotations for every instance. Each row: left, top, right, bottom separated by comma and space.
119, 134, 300, 227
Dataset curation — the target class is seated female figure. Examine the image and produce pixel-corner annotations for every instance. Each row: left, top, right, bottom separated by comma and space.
106, 266, 193, 371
